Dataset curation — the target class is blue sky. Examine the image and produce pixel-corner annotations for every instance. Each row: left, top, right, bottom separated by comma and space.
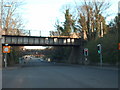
21, 0, 119, 49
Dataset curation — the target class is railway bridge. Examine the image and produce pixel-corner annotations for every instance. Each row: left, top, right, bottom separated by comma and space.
1, 35, 85, 65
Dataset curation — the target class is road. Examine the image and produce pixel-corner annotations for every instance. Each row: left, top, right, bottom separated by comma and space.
2, 58, 118, 88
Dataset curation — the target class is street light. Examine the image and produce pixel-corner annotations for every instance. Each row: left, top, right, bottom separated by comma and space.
0, 0, 3, 68
0, 0, 12, 68
0, 0, 12, 34
4, 5, 12, 7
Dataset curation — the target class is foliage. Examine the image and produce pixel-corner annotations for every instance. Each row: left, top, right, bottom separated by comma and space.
52, 0, 117, 64
44, 47, 72, 63
85, 15, 118, 64
2, 0, 25, 35
54, 9, 76, 36
6, 46, 22, 66
49, 9, 75, 62
77, 0, 110, 40
85, 32, 118, 64
2, 0, 25, 66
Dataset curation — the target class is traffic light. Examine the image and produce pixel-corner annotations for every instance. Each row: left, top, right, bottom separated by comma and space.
84, 48, 88, 56
97, 44, 101, 54
118, 43, 120, 50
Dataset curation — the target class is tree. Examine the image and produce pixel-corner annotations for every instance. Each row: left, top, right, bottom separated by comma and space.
54, 7, 77, 36
77, 0, 111, 40
1, 0, 25, 66
2, 0, 25, 35
85, 16, 118, 64
63, 9, 72, 36
49, 8, 76, 63
108, 15, 119, 35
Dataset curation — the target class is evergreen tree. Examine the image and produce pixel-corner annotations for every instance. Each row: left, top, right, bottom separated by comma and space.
63, 9, 72, 36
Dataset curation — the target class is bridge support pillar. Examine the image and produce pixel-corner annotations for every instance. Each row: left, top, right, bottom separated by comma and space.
68, 46, 83, 64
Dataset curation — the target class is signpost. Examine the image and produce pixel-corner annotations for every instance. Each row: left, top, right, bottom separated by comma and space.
3, 44, 10, 68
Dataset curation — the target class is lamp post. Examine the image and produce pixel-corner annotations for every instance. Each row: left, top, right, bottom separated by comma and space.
0, 0, 12, 68
0, 0, 3, 68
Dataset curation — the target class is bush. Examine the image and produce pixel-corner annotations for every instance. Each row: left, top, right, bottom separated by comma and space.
85, 31, 118, 64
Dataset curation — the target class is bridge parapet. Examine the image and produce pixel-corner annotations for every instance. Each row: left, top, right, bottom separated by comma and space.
2, 35, 81, 46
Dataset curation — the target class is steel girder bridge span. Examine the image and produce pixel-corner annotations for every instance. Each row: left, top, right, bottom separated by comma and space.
2, 35, 82, 46
1, 35, 84, 64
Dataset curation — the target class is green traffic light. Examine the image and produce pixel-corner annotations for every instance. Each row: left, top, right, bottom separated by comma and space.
98, 50, 100, 54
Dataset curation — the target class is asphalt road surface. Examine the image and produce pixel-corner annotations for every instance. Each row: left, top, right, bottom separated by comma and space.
2, 58, 118, 88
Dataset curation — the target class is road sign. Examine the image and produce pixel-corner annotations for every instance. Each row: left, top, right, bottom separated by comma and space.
3, 46, 11, 53
119, 43, 120, 50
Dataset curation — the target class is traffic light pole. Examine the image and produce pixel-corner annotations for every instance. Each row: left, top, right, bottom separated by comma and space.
100, 52, 103, 66
0, 39, 2, 69
97, 44, 103, 66
0, 0, 3, 69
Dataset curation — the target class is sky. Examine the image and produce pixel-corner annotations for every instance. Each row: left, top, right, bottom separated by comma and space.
20, 0, 119, 49
22, 0, 74, 36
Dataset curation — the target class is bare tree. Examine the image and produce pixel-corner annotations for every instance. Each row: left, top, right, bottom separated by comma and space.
76, 0, 111, 40
1, 0, 26, 66
2, 0, 25, 35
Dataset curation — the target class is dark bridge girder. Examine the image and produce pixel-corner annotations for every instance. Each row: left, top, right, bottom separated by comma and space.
2, 35, 81, 46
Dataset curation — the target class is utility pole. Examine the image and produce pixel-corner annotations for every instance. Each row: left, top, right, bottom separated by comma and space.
29, 30, 31, 36
118, 1, 120, 36
0, 1, 3, 90
0, 0, 11, 68
40, 31, 41, 36
0, 30, 2, 69
0, 0, 3, 69
118, 1, 120, 17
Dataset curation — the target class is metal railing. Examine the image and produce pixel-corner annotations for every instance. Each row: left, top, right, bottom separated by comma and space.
2, 29, 50, 37
2, 29, 81, 38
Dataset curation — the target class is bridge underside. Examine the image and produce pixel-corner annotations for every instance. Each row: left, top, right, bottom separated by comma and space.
2, 44, 80, 46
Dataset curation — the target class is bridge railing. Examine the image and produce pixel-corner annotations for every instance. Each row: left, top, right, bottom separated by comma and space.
2, 29, 51, 37
2, 29, 81, 38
